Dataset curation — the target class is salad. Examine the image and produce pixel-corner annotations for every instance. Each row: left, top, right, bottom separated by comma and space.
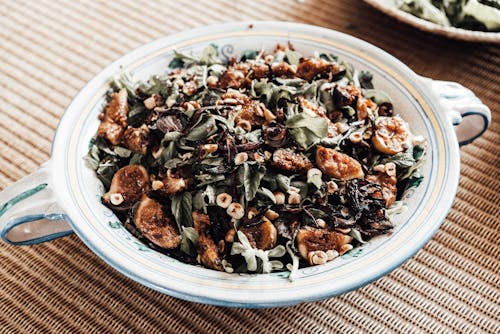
86, 44, 426, 278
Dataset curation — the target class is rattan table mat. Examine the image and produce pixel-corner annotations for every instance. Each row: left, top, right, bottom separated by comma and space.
0, 0, 498, 333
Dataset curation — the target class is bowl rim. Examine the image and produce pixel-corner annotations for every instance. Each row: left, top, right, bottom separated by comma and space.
50, 21, 460, 307
362, 0, 500, 43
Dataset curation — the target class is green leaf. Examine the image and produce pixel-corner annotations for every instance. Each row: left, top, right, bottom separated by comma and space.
413, 145, 424, 161
241, 49, 258, 61
382, 152, 415, 168
307, 173, 323, 189
349, 228, 366, 244
407, 175, 424, 189
171, 192, 193, 229
185, 115, 217, 141
193, 191, 206, 212
276, 174, 291, 192
113, 146, 132, 158
129, 153, 143, 165
108, 221, 121, 229
257, 187, 276, 204
286, 112, 328, 148
199, 44, 221, 65
168, 57, 185, 69
180, 226, 199, 255
364, 89, 393, 105
161, 131, 182, 143
241, 162, 266, 201
285, 49, 302, 66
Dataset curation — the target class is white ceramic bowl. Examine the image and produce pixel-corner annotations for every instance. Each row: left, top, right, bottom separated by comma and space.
0, 22, 491, 307
363, 0, 500, 43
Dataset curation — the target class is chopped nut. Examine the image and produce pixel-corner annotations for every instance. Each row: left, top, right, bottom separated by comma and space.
349, 132, 363, 144
207, 75, 219, 88
326, 181, 338, 194
335, 122, 349, 134
254, 103, 265, 117
143, 96, 157, 110
199, 144, 218, 158
223, 98, 239, 105
234, 152, 248, 165
247, 207, 258, 219
236, 120, 252, 132
265, 209, 279, 221
335, 228, 351, 234
308, 250, 328, 265
274, 192, 285, 205
218, 240, 225, 253
339, 244, 353, 255
307, 168, 322, 179
151, 180, 164, 191
264, 151, 272, 160
182, 81, 198, 96
340, 206, 350, 217
385, 162, 396, 176
263, 108, 276, 122
316, 218, 326, 228
253, 153, 265, 163
152, 146, 164, 159
110, 193, 124, 206
227, 202, 244, 220
326, 249, 339, 261
373, 164, 386, 173
225, 228, 236, 243
216, 193, 232, 208
289, 186, 300, 194
288, 192, 301, 204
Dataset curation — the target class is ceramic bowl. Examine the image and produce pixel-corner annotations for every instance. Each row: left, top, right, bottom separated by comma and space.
0, 22, 491, 307
363, 0, 500, 43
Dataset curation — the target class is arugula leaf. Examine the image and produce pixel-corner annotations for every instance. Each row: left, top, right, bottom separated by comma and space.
171, 192, 193, 229
286, 112, 328, 148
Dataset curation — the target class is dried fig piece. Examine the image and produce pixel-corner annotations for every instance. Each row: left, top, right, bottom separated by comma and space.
134, 195, 181, 249
103, 165, 149, 210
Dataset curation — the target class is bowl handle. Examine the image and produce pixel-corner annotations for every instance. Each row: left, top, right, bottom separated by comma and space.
0, 160, 73, 246
421, 77, 491, 146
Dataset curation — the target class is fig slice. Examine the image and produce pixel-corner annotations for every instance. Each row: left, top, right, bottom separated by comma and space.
97, 89, 129, 145
103, 165, 150, 211
134, 195, 181, 249
296, 227, 353, 265
315, 146, 364, 180
192, 211, 223, 271
240, 220, 278, 250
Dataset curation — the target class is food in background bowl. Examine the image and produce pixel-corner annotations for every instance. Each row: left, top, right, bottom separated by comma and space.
86, 44, 426, 277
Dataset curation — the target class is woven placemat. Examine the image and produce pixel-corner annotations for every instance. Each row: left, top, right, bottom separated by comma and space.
0, 0, 498, 333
